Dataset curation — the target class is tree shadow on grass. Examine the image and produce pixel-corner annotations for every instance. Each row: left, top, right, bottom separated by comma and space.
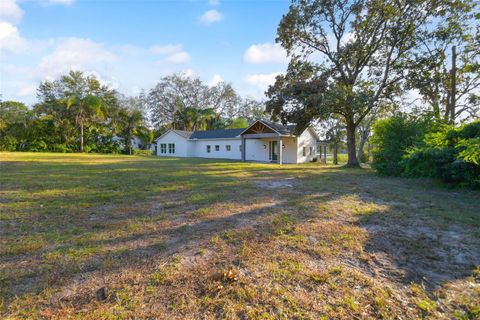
357, 209, 480, 290
1, 159, 479, 308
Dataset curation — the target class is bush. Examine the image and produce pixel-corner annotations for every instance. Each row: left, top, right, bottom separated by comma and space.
0, 135, 18, 151
52, 143, 71, 153
371, 115, 431, 176
134, 149, 154, 156
28, 140, 48, 152
403, 121, 480, 189
83, 145, 93, 153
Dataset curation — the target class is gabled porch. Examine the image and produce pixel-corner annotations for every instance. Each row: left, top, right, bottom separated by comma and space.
239, 120, 295, 164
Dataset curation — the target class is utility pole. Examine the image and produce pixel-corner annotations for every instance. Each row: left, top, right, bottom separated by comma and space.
450, 45, 457, 124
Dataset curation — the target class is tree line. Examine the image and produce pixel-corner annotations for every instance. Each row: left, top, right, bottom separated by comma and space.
1, 0, 478, 186
265, 0, 479, 167
0, 72, 267, 154
261, 0, 479, 187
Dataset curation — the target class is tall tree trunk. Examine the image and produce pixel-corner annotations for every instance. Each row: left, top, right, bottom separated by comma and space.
346, 117, 359, 167
80, 122, 84, 153
450, 45, 456, 124
333, 143, 338, 165
357, 129, 369, 163
129, 129, 132, 155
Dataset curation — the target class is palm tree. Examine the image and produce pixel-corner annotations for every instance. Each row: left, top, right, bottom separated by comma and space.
199, 108, 220, 130
118, 108, 147, 155
66, 95, 104, 152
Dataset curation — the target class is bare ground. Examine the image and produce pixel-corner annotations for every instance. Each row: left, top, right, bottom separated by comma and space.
0, 153, 479, 319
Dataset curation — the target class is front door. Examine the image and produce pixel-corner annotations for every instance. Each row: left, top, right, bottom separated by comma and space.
269, 140, 278, 162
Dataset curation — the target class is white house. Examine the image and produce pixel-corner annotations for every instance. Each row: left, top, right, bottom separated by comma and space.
154, 120, 324, 164
112, 136, 155, 152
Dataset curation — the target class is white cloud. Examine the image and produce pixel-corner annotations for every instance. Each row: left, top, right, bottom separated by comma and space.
149, 44, 182, 55
37, 37, 116, 79
245, 72, 282, 89
46, 0, 75, 5
243, 43, 287, 64
165, 51, 190, 64
182, 69, 196, 78
0, 63, 31, 75
18, 83, 38, 97
0, 0, 24, 25
115, 44, 142, 55
0, 1, 27, 54
199, 9, 222, 25
0, 22, 28, 53
150, 43, 189, 64
208, 74, 223, 86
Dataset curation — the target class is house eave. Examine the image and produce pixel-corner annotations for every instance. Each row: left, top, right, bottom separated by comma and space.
188, 137, 241, 141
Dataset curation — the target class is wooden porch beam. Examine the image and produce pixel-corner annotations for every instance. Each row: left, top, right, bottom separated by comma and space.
278, 137, 283, 165
242, 133, 280, 139
241, 137, 246, 162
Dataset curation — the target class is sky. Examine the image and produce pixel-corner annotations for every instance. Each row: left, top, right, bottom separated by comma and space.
0, 0, 292, 105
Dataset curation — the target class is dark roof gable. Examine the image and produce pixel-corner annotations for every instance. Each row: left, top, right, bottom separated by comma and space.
158, 121, 317, 141
240, 120, 296, 136
190, 128, 244, 139
172, 130, 193, 139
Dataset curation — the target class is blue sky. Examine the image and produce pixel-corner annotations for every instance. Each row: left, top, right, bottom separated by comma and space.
0, 0, 291, 105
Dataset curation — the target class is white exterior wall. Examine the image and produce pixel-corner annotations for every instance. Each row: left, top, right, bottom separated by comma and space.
192, 139, 241, 160
154, 126, 319, 163
155, 131, 190, 157
297, 128, 318, 163
245, 139, 269, 162
282, 137, 297, 164
131, 137, 143, 150
245, 137, 297, 164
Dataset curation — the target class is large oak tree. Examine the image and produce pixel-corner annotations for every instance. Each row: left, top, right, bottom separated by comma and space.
267, 0, 455, 166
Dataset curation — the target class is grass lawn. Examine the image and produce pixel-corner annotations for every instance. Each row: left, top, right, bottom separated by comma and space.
1, 152, 479, 319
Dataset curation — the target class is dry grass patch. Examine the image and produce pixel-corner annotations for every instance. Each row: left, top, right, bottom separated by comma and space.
1, 152, 479, 319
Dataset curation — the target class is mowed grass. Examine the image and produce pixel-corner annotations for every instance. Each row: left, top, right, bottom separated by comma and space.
0, 152, 479, 319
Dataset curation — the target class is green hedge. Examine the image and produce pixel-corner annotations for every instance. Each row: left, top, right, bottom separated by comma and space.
371, 115, 431, 176
133, 149, 154, 156
403, 121, 480, 189
371, 116, 480, 189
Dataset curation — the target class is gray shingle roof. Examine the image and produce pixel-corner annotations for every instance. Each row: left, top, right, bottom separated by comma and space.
159, 121, 310, 141
190, 128, 245, 139
255, 120, 295, 135
172, 130, 193, 139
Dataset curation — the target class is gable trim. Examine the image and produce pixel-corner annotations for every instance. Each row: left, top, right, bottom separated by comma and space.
304, 126, 321, 142
239, 120, 281, 136
155, 129, 191, 142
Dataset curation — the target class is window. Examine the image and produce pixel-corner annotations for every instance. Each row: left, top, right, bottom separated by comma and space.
207, 145, 211, 153
160, 143, 166, 154
215, 145, 220, 151
302, 147, 306, 157
226, 145, 231, 151
168, 143, 175, 154
239, 145, 242, 152
310, 147, 313, 155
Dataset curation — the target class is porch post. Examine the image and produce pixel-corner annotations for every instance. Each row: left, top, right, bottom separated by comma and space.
241, 137, 246, 162
278, 136, 283, 165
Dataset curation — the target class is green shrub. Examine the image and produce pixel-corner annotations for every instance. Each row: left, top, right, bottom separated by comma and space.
0, 135, 18, 151
403, 121, 480, 189
83, 145, 93, 153
134, 149, 153, 156
52, 143, 71, 153
458, 137, 480, 164
28, 140, 48, 152
371, 115, 431, 176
